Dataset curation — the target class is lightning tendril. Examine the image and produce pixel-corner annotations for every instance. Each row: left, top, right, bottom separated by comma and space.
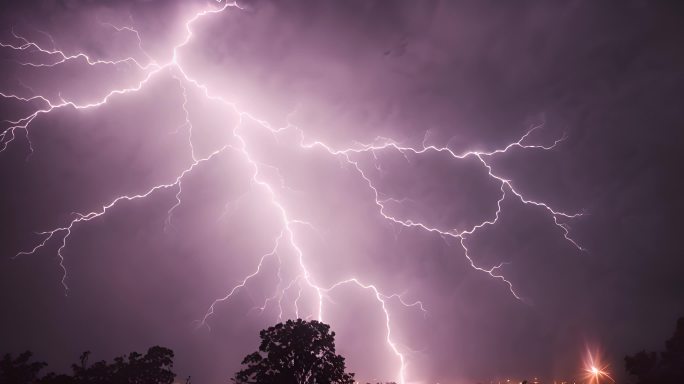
0, 2, 584, 383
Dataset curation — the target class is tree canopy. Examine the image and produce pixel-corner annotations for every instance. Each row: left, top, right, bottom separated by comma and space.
0, 346, 175, 384
233, 319, 355, 384
0, 352, 46, 384
625, 316, 684, 384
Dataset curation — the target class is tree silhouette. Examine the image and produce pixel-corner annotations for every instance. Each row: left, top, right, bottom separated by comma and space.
0, 351, 47, 384
233, 319, 355, 384
625, 316, 684, 384
1, 346, 175, 384
68, 346, 175, 384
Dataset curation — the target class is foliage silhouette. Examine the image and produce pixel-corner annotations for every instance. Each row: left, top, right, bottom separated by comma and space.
233, 319, 355, 384
625, 316, 684, 384
0, 346, 175, 384
0, 352, 47, 384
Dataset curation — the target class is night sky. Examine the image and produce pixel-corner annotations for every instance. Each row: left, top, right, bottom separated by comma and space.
1, 1, 683, 383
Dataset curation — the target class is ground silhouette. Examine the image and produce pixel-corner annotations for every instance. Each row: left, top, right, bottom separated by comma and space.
625, 316, 684, 384
232, 319, 355, 384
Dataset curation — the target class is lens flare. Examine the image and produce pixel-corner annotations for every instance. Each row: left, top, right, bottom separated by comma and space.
583, 349, 615, 384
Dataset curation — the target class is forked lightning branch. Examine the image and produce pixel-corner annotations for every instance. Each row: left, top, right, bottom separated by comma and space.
0, 2, 584, 383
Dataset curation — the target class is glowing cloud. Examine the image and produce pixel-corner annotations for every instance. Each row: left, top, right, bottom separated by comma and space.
0, 2, 585, 383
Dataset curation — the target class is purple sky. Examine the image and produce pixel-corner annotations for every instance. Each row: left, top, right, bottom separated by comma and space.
1, 1, 683, 383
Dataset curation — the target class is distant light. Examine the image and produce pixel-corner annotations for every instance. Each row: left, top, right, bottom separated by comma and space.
583, 348, 615, 383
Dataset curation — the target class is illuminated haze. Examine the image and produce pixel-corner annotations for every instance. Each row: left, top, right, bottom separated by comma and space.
1, 1, 682, 383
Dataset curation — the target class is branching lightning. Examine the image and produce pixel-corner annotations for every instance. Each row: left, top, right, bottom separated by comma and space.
0, 2, 584, 383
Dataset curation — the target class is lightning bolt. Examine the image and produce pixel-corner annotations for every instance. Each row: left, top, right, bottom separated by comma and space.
0, 2, 584, 383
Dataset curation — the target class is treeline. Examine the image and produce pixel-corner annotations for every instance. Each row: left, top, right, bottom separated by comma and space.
3, 316, 682, 384
625, 316, 684, 384
0, 347, 175, 384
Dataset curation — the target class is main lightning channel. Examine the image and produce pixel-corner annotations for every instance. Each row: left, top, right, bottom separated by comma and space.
0, 2, 585, 383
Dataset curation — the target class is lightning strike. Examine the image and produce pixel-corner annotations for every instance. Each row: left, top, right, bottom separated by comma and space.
0, 2, 585, 383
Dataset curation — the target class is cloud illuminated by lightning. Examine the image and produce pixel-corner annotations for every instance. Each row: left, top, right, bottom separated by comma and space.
0, 2, 585, 383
